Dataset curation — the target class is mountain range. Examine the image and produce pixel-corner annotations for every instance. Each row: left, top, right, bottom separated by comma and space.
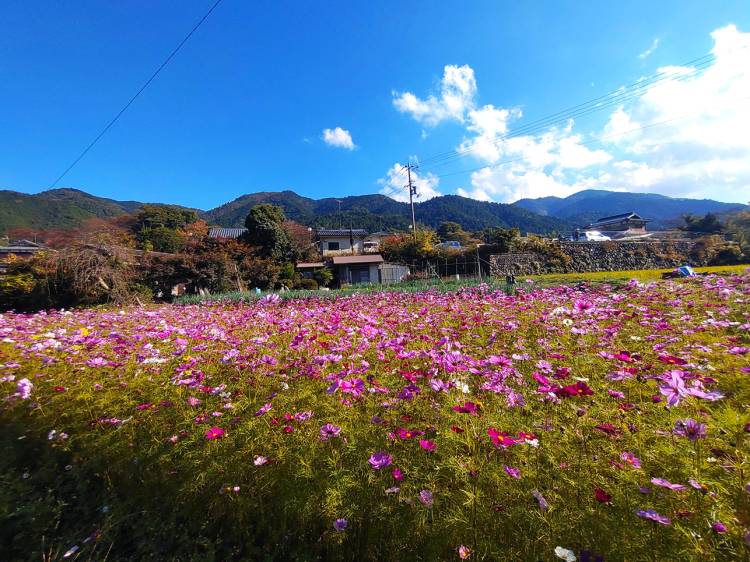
1, 187, 746, 237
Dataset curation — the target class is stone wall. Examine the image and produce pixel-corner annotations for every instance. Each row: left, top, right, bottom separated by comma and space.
489, 240, 701, 276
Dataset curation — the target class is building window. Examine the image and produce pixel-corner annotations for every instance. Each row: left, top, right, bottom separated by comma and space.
328, 242, 340, 251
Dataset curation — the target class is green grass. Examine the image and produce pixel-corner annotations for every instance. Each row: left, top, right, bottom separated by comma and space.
174, 265, 750, 305
527, 264, 750, 286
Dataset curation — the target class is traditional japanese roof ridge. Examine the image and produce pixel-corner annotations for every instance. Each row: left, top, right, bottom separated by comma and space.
592, 212, 647, 223
208, 227, 248, 239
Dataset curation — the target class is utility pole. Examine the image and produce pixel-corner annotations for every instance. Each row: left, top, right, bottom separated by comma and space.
405, 162, 418, 242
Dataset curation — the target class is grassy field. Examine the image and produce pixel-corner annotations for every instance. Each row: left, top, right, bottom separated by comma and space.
527, 264, 750, 286
174, 265, 750, 305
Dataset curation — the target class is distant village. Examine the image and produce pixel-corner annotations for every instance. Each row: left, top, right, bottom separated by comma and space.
0, 209, 739, 291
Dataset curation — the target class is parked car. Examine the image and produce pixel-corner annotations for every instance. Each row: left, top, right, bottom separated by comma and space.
436, 241, 462, 250
578, 230, 611, 242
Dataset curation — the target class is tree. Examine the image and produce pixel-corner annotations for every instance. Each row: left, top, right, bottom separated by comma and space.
380, 230, 439, 262
243, 204, 297, 261
726, 210, 750, 260
682, 213, 725, 234
134, 205, 198, 252
480, 227, 520, 252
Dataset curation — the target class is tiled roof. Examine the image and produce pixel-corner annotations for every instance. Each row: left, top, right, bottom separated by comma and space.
331, 254, 384, 265
316, 229, 368, 237
208, 227, 247, 239
591, 212, 646, 224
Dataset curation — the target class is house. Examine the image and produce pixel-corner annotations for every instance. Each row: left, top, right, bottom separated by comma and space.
296, 261, 326, 279
208, 227, 248, 239
317, 229, 368, 256
0, 240, 48, 272
574, 212, 651, 240
331, 254, 384, 285
363, 231, 393, 254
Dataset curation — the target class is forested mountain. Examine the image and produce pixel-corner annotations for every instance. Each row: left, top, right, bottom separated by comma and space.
513, 189, 747, 229
2, 186, 746, 236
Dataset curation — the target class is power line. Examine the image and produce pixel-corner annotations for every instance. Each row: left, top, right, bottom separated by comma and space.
416, 52, 726, 171
431, 101, 750, 180
47, 0, 225, 189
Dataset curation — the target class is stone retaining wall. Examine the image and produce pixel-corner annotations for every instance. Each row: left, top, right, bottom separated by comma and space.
489, 240, 701, 276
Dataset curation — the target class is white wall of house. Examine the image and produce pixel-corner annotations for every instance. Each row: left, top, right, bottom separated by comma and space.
320, 237, 364, 256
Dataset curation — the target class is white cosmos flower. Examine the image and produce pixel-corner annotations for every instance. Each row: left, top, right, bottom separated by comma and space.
554, 546, 576, 562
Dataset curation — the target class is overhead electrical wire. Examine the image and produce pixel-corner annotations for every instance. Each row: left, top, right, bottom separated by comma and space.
415, 51, 732, 172
48, 0, 224, 189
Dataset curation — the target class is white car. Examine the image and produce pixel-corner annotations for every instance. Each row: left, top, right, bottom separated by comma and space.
581, 230, 611, 241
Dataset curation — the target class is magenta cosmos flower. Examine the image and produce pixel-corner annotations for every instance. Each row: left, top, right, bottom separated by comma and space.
368, 451, 392, 470
419, 439, 436, 452
204, 427, 225, 440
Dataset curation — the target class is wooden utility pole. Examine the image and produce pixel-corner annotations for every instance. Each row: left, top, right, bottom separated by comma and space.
405, 162, 418, 242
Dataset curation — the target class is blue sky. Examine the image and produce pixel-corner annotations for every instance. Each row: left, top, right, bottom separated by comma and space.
1, 1, 749, 209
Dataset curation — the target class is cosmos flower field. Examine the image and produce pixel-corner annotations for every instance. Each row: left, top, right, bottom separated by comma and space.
1, 275, 749, 561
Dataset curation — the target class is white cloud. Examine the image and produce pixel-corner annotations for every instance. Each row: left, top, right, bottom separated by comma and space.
638, 38, 660, 60
393, 65, 477, 126
396, 25, 750, 204
378, 163, 442, 202
322, 127, 356, 150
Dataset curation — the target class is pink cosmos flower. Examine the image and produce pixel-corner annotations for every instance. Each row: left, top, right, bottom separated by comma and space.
458, 545, 472, 559
253, 455, 268, 466
688, 478, 706, 491
368, 451, 392, 470
659, 370, 689, 407
673, 418, 706, 441
320, 424, 341, 440
253, 402, 272, 417
204, 427, 225, 440
418, 489, 434, 507
16, 378, 33, 400
532, 489, 548, 510
620, 452, 641, 469
419, 439, 436, 452
636, 509, 671, 525
504, 465, 521, 479
651, 477, 686, 491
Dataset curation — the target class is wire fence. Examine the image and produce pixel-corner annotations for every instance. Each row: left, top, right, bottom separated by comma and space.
388, 255, 493, 283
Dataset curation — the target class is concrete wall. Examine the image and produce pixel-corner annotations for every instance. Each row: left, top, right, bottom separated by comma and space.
489, 240, 703, 276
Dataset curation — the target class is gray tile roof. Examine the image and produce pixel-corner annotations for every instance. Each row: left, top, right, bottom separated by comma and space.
208, 227, 247, 239
316, 229, 368, 237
